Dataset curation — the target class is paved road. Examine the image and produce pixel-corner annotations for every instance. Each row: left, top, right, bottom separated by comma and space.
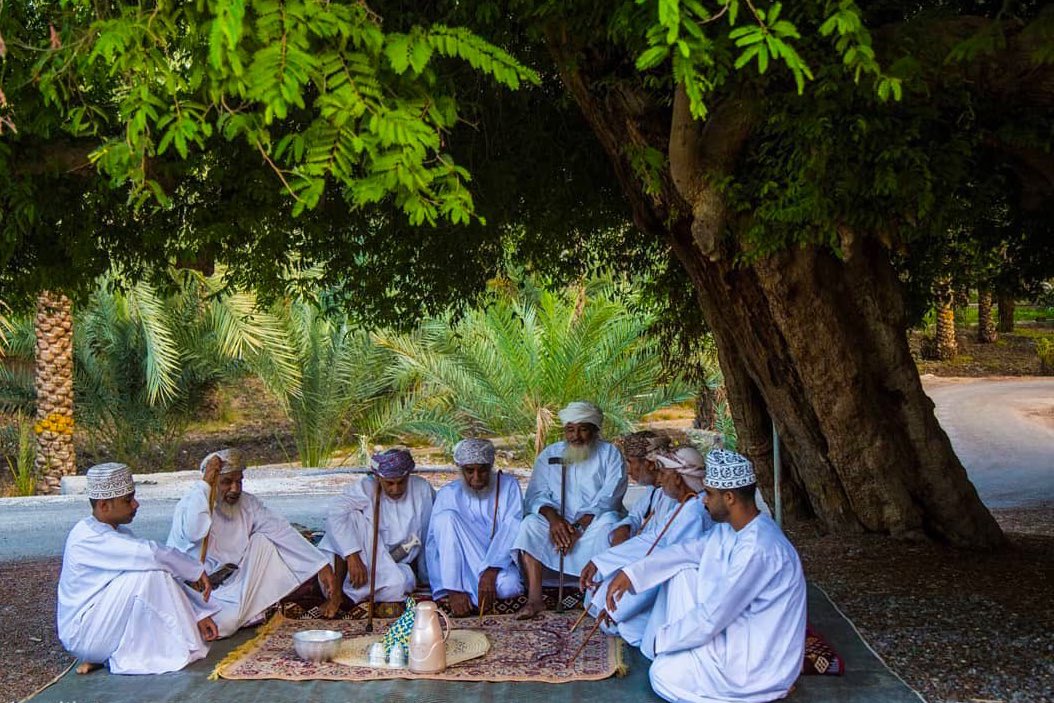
1, 378, 1050, 561
926, 377, 1054, 509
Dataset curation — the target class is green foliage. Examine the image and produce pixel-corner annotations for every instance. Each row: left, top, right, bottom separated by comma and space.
3, 415, 37, 496
1037, 338, 1054, 374
377, 274, 694, 460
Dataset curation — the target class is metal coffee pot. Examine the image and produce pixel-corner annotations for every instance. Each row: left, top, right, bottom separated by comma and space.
407, 600, 452, 674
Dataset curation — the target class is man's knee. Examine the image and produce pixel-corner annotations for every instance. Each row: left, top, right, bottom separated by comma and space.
496, 569, 524, 598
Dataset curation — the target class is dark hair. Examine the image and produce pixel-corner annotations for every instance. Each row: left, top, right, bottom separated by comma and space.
729, 484, 757, 504
89, 497, 99, 509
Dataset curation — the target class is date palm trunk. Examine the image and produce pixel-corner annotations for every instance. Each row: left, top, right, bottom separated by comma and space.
34, 291, 76, 493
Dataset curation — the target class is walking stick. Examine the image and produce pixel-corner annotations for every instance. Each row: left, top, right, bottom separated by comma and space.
568, 492, 698, 664
199, 458, 221, 564
556, 459, 568, 613
479, 471, 503, 623
366, 478, 382, 633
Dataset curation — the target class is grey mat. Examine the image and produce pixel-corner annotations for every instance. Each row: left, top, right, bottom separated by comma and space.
26, 585, 924, 703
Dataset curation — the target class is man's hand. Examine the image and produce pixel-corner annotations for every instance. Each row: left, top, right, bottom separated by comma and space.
194, 571, 212, 603
318, 564, 337, 600
198, 616, 219, 642
541, 507, 577, 553
202, 455, 222, 487
579, 561, 599, 592
608, 525, 631, 547
478, 568, 499, 613
605, 570, 634, 613
346, 553, 369, 588
577, 514, 595, 530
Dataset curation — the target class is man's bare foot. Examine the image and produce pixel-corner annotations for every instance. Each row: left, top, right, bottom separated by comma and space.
448, 591, 472, 617
320, 596, 342, 619
516, 600, 546, 620
76, 662, 103, 675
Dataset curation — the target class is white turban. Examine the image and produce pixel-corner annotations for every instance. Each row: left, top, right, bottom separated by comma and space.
705, 449, 756, 490
200, 448, 246, 475
558, 401, 603, 429
453, 438, 496, 466
87, 462, 134, 500
654, 447, 707, 492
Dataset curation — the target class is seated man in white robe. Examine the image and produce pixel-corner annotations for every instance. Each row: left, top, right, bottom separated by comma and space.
581, 445, 712, 648
426, 438, 524, 616
319, 448, 434, 617
513, 401, 627, 619
167, 449, 335, 637
58, 463, 220, 675
606, 431, 669, 548
606, 450, 807, 703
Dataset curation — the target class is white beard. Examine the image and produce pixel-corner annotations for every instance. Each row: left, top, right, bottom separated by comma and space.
217, 498, 242, 520
563, 439, 597, 466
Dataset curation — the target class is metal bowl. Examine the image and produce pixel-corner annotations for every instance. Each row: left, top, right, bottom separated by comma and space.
292, 629, 343, 662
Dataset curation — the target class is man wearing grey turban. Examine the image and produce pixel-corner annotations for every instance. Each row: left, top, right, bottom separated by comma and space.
513, 401, 628, 619
167, 449, 335, 636
425, 439, 524, 616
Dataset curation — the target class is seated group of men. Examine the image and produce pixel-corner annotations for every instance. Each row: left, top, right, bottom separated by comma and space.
58, 400, 806, 703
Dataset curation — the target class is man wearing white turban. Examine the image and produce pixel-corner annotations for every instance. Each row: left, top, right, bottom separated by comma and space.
580, 446, 713, 648
605, 449, 807, 703
426, 438, 524, 616
513, 401, 628, 619
58, 463, 220, 675
167, 449, 335, 637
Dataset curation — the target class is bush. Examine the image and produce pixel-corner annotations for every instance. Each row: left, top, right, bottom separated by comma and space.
1037, 338, 1054, 374
3, 416, 37, 496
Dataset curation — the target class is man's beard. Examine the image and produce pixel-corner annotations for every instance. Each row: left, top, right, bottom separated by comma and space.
563, 438, 597, 465
217, 496, 242, 519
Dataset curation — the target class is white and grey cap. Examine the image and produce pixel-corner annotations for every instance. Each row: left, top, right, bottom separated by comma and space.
704, 449, 756, 490
86, 462, 135, 500
453, 438, 495, 467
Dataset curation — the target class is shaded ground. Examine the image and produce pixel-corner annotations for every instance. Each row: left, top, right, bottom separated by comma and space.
913, 327, 1054, 378
4, 508, 1051, 703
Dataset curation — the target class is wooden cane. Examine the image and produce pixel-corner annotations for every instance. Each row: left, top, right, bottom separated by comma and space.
199, 475, 219, 563
365, 477, 382, 633
479, 470, 503, 623
568, 492, 699, 664
557, 461, 568, 613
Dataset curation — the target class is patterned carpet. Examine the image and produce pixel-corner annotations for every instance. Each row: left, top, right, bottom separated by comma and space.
211, 609, 625, 683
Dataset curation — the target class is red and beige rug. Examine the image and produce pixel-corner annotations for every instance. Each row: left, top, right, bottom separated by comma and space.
211, 609, 626, 683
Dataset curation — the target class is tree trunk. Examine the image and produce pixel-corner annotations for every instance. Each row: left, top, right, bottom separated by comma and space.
34, 291, 76, 493
547, 44, 1003, 548
934, 279, 958, 360
977, 289, 997, 343
693, 384, 716, 429
997, 294, 1016, 333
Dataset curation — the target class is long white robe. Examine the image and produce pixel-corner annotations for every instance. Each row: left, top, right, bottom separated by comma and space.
425, 472, 524, 605
587, 492, 712, 646
167, 481, 330, 637
317, 474, 434, 603
58, 516, 218, 674
622, 514, 807, 703
513, 440, 627, 577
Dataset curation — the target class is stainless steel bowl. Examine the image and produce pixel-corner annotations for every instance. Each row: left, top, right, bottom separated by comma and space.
292, 629, 343, 662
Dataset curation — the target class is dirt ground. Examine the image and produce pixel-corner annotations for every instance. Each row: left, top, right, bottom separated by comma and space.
913, 327, 1053, 378
3, 508, 1051, 703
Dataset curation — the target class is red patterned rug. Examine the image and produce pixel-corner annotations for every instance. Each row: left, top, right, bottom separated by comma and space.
211, 609, 625, 683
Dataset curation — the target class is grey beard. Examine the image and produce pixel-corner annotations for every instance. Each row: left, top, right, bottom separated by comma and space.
563, 439, 597, 465
217, 498, 241, 520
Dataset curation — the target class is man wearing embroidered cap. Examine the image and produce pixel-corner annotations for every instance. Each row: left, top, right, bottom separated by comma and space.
426, 438, 524, 616
513, 401, 628, 619
318, 448, 435, 618
580, 445, 713, 647
58, 463, 221, 675
605, 448, 807, 703
167, 448, 335, 637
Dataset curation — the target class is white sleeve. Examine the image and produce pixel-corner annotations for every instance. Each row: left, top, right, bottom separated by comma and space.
621, 537, 709, 593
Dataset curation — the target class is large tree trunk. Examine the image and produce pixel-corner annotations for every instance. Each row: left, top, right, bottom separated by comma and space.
548, 44, 1003, 548
934, 279, 958, 360
34, 291, 76, 493
997, 293, 1016, 333
977, 288, 997, 343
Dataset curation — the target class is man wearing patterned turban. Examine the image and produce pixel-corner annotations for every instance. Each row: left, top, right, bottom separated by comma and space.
425, 438, 525, 616
318, 448, 435, 618
513, 401, 628, 619
59, 463, 220, 675
167, 449, 335, 637
605, 449, 807, 703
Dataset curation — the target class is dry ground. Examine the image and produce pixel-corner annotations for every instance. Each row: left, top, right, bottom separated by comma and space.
2, 509, 1051, 703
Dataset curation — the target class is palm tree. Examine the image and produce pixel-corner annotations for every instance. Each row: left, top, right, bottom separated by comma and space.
378, 275, 694, 461
34, 292, 76, 492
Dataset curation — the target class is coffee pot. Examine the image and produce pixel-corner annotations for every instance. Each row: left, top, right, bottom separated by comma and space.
408, 600, 452, 673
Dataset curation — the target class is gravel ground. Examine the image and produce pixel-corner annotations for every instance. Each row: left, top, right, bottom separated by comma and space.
2, 508, 1051, 703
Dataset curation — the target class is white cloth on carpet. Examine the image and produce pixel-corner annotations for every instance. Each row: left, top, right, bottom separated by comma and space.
167, 481, 330, 636
622, 514, 807, 703
587, 492, 711, 646
58, 516, 217, 674
317, 474, 434, 603
513, 440, 627, 577
426, 471, 524, 604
